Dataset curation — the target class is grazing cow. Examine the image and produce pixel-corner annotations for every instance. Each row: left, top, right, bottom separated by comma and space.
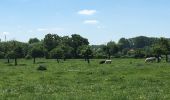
105, 60, 112, 64
145, 57, 156, 63
99, 61, 105, 64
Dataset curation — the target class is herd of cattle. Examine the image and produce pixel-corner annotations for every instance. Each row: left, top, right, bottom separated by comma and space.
99, 57, 162, 64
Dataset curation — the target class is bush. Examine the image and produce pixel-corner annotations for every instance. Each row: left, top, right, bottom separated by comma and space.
113, 54, 121, 58
37, 65, 47, 71
121, 55, 135, 58
0, 51, 5, 59
93, 53, 107, 59
25, 54, 32, 59
134, 54, 145, 58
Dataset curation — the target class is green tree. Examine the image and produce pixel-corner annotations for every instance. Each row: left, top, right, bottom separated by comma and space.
134, 48, 145, 58
5, 51, 15, 63
103, 41, 118, 59
28, 38, 40, 44
118, 38, 130, 51
50, 47, 64, 63
31, 46, 44, 64
44, 34, 61, 51
153, 45, 162, 63
129, 36, 159, 48
61, 36, 72, 46
91, 45, 106, 59
0, 51, 5, 59
144, 46, 154, 57
79, 45, 93, 64
70, 34, 89, 58
159, 38, 170, 62
60, 45, 73, 61
11, 41, 25, 66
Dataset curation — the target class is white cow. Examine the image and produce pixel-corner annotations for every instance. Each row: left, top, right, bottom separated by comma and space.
105, 60, 112, 64
145, 57, 156, 63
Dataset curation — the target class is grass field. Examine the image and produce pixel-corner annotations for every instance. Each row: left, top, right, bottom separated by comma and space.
0, 58, 170, 100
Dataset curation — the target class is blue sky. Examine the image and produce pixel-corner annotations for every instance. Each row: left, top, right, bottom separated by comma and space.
0, 0, 170, 44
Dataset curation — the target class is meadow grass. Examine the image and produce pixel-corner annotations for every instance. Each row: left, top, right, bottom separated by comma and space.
0, 58, 170, 100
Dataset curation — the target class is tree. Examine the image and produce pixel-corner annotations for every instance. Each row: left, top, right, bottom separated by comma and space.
60, 45, 73, 61
9, 41, 25, 66
129, 36, 159, 48
50, 47, 64, 63
61, 36, 72, 46
13, 46, 23, 65
70, 34, 89, 58
118, 38, 130, 51
153, 45, 162, 63
22, 44, 30, 58
31, 46, 44, 64
5, 51, 15, 63
79, 45, 93, 64
152, 38, 170, 63
91, 45, 106, 59
0, 51, 4, 59
0, 41, 14, 63
159, 38, 170, 62
44, 34, 61, 51
28, 38, 40, 44
103, 41, 118, 59
5, 42, 25, 64
143, 46, 154, 57
134, 48, 145, 58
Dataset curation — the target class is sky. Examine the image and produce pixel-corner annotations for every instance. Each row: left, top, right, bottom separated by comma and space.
0, 0, 170, 44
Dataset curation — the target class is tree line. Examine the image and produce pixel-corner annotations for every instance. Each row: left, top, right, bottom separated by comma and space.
0, 34, 170, 65
92, 36, 170, 62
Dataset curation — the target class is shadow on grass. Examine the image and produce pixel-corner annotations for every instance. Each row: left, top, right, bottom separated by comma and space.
18, 64, 27, 66
4, 62, 13, 64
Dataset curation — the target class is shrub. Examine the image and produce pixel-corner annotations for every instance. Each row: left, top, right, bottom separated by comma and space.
37, 65, 47, 71
0, 51, 5, 59
25, 54, 32, 59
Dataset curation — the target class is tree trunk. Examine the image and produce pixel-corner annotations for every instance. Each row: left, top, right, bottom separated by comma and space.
157, 55, 160, 63
166, 55, 168, 62
7, 58, 9, 63
108, 54, 111, 59
33, 57, 35, 64
57, 58, 59, 63
63, 57, 66, 61
87, 58, 90, 64
15, 58, 17, 66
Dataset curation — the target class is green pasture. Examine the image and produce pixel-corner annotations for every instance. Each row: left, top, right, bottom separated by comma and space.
0, 58, 170, 100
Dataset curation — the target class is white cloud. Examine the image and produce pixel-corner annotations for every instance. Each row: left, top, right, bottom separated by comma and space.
84, 20, 99, 24
78, 10, 96, 15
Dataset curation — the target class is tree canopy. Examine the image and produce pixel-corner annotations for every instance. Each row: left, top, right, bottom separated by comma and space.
0, 34, 170, 64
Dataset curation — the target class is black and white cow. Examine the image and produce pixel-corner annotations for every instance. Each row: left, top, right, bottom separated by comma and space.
99, 60, 112, 64
145, 57, 156, 63
105, 60, 112, 64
